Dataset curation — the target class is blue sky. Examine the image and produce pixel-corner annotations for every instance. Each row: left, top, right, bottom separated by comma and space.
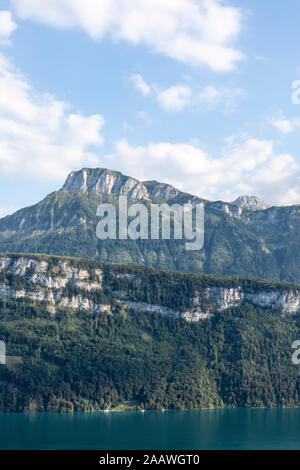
0, 0, 299, 215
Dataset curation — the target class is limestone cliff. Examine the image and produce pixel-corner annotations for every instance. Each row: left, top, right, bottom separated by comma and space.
62, 168, 184, 202
0, 254, 299, 322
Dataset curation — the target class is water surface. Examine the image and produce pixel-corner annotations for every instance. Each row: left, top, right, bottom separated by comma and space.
0, 409, 299, 450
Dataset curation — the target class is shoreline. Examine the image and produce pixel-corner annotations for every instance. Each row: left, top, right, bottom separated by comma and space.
2, 406, 300, 415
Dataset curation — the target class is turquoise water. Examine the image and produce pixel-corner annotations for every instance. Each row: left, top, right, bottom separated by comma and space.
0, 409, 300, 450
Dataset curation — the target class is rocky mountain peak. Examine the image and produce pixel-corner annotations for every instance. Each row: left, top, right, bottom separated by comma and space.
232, 195, 270, 212
61, 168, 185, 202
61, 168, 149, 200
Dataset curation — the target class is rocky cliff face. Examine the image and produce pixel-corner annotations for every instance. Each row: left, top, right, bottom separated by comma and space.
198, 286, 300, 315
62, 168, 184, 203
0, 256, 109, 315
124, 286, 300, 319
232, 195, 270, 212
62, 169, 273, 217
62, 168, 149, 200
0, 254, 299, 322
60, 169, 290, 238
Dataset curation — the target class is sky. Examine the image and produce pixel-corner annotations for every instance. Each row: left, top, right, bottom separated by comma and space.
0, 0, 300, 216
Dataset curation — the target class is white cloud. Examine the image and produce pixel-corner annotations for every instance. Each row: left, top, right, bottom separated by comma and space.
136, 111, 153, 126
106, 137, 300, 206
154, 83, 244, 113
196, 85, 244, 113
157, 85, 192, 111
10, 0, 244, 71
130, 74, 151, 96
0, 205, 18, 217
131, 75, 244, 113
0, 53, 105, 180
0, 10, 17, 45
271, 112, 300, 134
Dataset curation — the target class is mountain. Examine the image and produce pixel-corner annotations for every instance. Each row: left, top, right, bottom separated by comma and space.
232, 195, 270, 212
0, 253, 300, 412
0, 167, 299, 283
62, 168, 186, 202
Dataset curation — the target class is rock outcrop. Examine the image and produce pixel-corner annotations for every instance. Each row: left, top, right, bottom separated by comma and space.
0, 254, 299, 322
61, 168, 184, 203
232, 195, 270, 212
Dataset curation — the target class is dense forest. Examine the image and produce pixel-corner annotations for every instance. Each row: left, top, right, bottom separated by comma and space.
0, 295, 299, 412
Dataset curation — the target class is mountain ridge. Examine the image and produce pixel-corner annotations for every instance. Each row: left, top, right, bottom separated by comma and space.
62, 167, 275, 211
0, 167, 299, 283
61, 167, 205, 204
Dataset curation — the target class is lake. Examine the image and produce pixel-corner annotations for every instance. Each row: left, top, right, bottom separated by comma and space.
0, 409, 300, 450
